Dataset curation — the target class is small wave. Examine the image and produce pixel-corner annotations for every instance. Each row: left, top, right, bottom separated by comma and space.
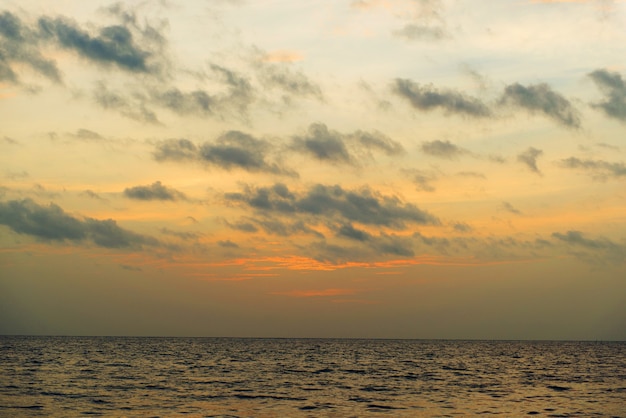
547, 385, 572, 392
367, 404, 405, 410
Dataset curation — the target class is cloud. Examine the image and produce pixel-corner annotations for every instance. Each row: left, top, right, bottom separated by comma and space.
37, 12, 164, 74
71, 128, 104, 141
499, 83, 581, 128
123, 181, 187, 201
588, 69, 626, 122
560, 157, 626, 180
200, 131, 295, 176
251, 217, 324, 238
392, 78, 492, 118
552, 230, 625, 263
354, 0, 449, 42
93, 82, 159, 124
154, 132, 296, 176
337, 222, 371, 241
80, 190, 106, 201
404, 169, 438, 192
501, 201, 522, 215
452, 222, 472, 232
291, 123, 353, 164
394, 24, 447, 41
160, 228, 201, 240
371, 233, 415, 256
226, 220, 259, 233
256, 60, 322, 101
0, 11, 61, 84
421, 139, 466, 159
456, 171, 486, 179
226, 183, 439, 229
0, 198, 158, 248
2, 136, 19, 145
150, 87, 214, 117
218, 239, 239, 248
153, 138, 198, 162
353, 130, 405, 156
517, 147, 543, 174
290, 123, 404, 166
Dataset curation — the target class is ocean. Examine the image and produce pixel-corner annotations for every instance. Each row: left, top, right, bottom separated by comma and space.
0, 337, 624, 417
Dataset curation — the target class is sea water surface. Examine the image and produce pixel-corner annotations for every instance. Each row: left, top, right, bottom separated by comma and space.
0, 337, 624, 417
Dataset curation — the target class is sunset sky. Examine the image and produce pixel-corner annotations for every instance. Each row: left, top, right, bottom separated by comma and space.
1, 0, 625, 340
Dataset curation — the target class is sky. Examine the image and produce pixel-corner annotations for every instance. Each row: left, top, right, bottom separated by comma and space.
0, 0, 625, 340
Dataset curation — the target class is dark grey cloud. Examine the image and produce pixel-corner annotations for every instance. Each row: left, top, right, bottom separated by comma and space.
392, 78, 492, 118
560, 157, 626, 180
372, 233, 415, 256
123, 181, 187, 201
517, 147, 543, 174
0, 11, 61, 84
499, 83, 581, 128
0, 198, 157, 248
154, 132, 295, 176
291, 123, 352, 164
37, 16, 153, 73
200, 131, 295, 176
226, 183, 439, 229
588, 69, 626, 122
290, 123, 404, 165
337, 222, 371, 242
421, 139, 466, 159
335, 222, 415, 256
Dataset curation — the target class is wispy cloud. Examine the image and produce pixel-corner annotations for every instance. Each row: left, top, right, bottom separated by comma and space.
560, 157, 626, 180
421, 139, 467, 159
517, 147, 543, 174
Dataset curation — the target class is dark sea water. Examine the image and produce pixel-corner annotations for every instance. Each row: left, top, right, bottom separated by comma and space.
0, 337, 624, 417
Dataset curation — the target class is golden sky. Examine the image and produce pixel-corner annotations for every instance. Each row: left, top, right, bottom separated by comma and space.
1, 0, 625, 339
